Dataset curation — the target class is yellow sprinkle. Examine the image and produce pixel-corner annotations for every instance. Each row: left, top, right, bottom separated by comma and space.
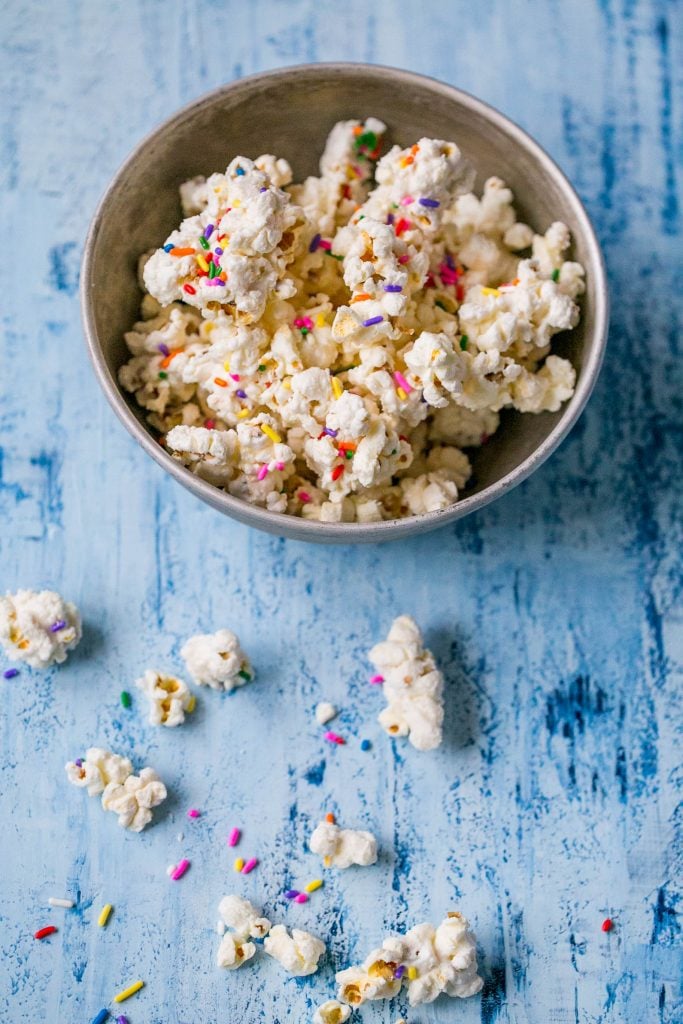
407, 967, 418, 980
331, 377, 343, 400
480, 286, 500, 297
233, 198, 241, 207
237, 409, 250, 419
18, 638, 29, 650
196, 255, 209, 272
305, 879, 324, 893
323, 855, 332, 868
186, 695, 196, 713
396, 386, 408, 401
261, 424, 282, 444
282, 378, 292, 390
431, 349, 440, 361
113, 979, 144, 1003
234, 857, 245, 872
223, 360, 230, 372
97, 904, 113, 928
204, 322, 214, 333
315, 314, 326, 327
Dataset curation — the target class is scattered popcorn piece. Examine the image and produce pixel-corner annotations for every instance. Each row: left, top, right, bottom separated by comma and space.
368, 616, 444, 751
315, 701, 338, 725
181, 629, 254, 691
336, 912, 482, 1007
309, 820, 378, 869
264, 924, 326, 976
313, 1000, 352, 1024
217, 895, 271, 941
135, 670, 194, 727
65, 748, 133, 797
101, 767, 168, 832
216, 933, 257, 970
0, 589, 81, 669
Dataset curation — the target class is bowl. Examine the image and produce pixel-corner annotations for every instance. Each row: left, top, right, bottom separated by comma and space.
81, 63, 608, 544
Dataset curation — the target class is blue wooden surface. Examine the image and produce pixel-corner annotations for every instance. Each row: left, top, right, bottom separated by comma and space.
1, 1, 681, 1022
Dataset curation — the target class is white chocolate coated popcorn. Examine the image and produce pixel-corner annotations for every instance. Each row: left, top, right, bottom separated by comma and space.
336, 912, 482, 1008
313, 1001, 352, 1024
122, 118, 584, 522
216, 933, 257, 970
65, 748, 132, 797
181, 629, 253, 691
217, 895, 271, 941
309, 820, 378, 869
135, 670, 194, 727
264, 924, 325, 976
66, 749, 167, 832
369, 616, 444, 751
315, 701, 338, 725
0, 589, 81, 669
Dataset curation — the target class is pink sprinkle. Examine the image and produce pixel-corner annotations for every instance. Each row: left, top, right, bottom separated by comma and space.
370, 674, 385, 684
393, 371, 413, 394
294, 316, 314, 330
438, 262, 460, 286
187, 808, 200, 819
295, 893, 309, 904
257, 464, 269, 481
228, 828, 241, 847
398, 254, 410, 265
275, 461, 285, 471
171, 859, 190, 881
204, 418, 216, 429
299, 491, 312, 504
400, 195, 414, 206
241, 858, 258, 875
318, 239, 332, 251
230, 374, 240, 381
325, 731, 345, 745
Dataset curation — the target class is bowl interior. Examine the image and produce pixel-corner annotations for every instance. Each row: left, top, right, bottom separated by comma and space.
84, 65, 603, 537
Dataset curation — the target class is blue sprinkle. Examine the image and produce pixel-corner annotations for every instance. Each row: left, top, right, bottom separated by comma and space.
360, 739, 371, 751
214, 246, 223, 256
163, 243, 174, 252
259, 187, 267, 192
3, 668, 19, 679
309, 233, 321, 253
235, 167, 245, 176
91, 1010, 110, 1024
419, 197, 440, 208
362, 315, 383, 327
51, 620, 67, 633
387, 213, 395, 225
383, 284, 402, 292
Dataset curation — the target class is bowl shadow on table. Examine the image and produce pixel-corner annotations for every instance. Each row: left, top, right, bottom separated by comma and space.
425, 625, 479, 752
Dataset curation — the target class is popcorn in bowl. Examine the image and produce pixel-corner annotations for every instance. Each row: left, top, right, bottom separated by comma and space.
119, 118, 584, 522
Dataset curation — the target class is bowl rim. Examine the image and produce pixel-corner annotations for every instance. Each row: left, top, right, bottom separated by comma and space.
81, 61, 609, 543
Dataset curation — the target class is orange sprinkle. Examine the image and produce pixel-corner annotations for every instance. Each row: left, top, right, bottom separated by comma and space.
350, 293, 372, 303
160, 349, 182, 369
410, 144, 420, 154
325, 813, 336, 824
214, 377, 228, 388
219, 272, 227, 281
337, 441, 357, 452
353, 125, 362, 136
400, 155, 414, 167
170, 247, 194, 257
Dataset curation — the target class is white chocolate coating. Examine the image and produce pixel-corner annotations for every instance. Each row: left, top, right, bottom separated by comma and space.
309, 820, 378, 869
0, 589, 81, 669
263, 924, 326, 976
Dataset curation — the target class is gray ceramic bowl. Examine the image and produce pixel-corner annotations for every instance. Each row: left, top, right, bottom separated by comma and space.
81, 63, 608, 543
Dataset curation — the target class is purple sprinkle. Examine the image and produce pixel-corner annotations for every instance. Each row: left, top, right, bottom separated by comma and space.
259, 187, 268, 192
204, 223, 214, 239
446, 252, 455, 270
157, 343, 170, 356
285, 890, 300, 900
75, 759, 83, 767
362, 315, 384, 327
3, 668, 19, 679
419, 197, 440, 208
394, 965, 406, 979
386, 213, 395, 225
163, 243, 174, 253
116, 1017, 129, 1024
383, 284, 402, 292
235, 389, 247, 399
309, 233, 321, 253
205, 278, 225, 287
323, 427, 338, 438
51, 620, 67, 633
214, 246, 223, 256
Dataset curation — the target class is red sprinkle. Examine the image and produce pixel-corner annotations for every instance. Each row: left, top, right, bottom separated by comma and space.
395, 218, 412, 237
183, 284, 196, 295
601, 918, 614, 933
325, 731, 345, 745
34, 926, 58, 940
331, 465, 345, 481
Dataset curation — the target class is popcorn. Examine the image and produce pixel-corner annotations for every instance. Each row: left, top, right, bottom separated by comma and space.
368, 616, 444, 751
135, 669, 194, 727
66, 749, 167, 832
313, 1001, 352, 1024
123, 119, 584, 522
181, 629, 254, 691
315, 701, 338, 725
0, 589, 81, 669
101, 767, 167, 832
216, 933, 257, 970
336, 912, 482, 1008
263, 924, 326, 975
309, 820, 378, 869
217, 895, 271, 941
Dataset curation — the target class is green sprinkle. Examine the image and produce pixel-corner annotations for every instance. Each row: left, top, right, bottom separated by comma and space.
390, 449, 397, 455
358, 214, 365, 220
120, 691, 132, 708
199, 235, 210, 250
258, 364, 266, 372
435, 300, 448, 311
328, 252, 344, 260
209, 261, 218, 278
345, 450, 354, 460
300, 327, 309, 335
460, 335, 469, 351
158, 370, 168, 379
552, 268, 560, 282
356, 130, 377, 149
238, 669, 252, 682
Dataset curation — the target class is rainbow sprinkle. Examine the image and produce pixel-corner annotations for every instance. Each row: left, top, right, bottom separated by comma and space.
384, 283, 402, 292
91, 1010, 110, 1024
228, 827, 241, 847
261, 424, 282, 444
234, 857, 245, 872
294, 893, 309, 904
170, 859, 190, 881
97, 904, 113, 927
370, 674, 384, 684
309, 233, 321, 253
419, 197, 440, 208
3, 668, 19, 679
120, 691, 131, 708
34, 925, 58, 940
113, 980, 144, 1003
257, 465, 269, 481
187, 808, 200, 819
393, 371, 413, 394
324, 731, 345, 745
362, 315, 383, 327
241, 858, 258, 875
305, 879, 323, 893
361, 739, 372, 751
285, 889, 300, 900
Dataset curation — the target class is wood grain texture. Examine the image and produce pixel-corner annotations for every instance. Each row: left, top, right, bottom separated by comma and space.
0, 1, 681, 1022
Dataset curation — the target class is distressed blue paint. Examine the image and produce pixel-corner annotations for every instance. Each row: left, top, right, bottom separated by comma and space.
1, 1, 682, 1022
